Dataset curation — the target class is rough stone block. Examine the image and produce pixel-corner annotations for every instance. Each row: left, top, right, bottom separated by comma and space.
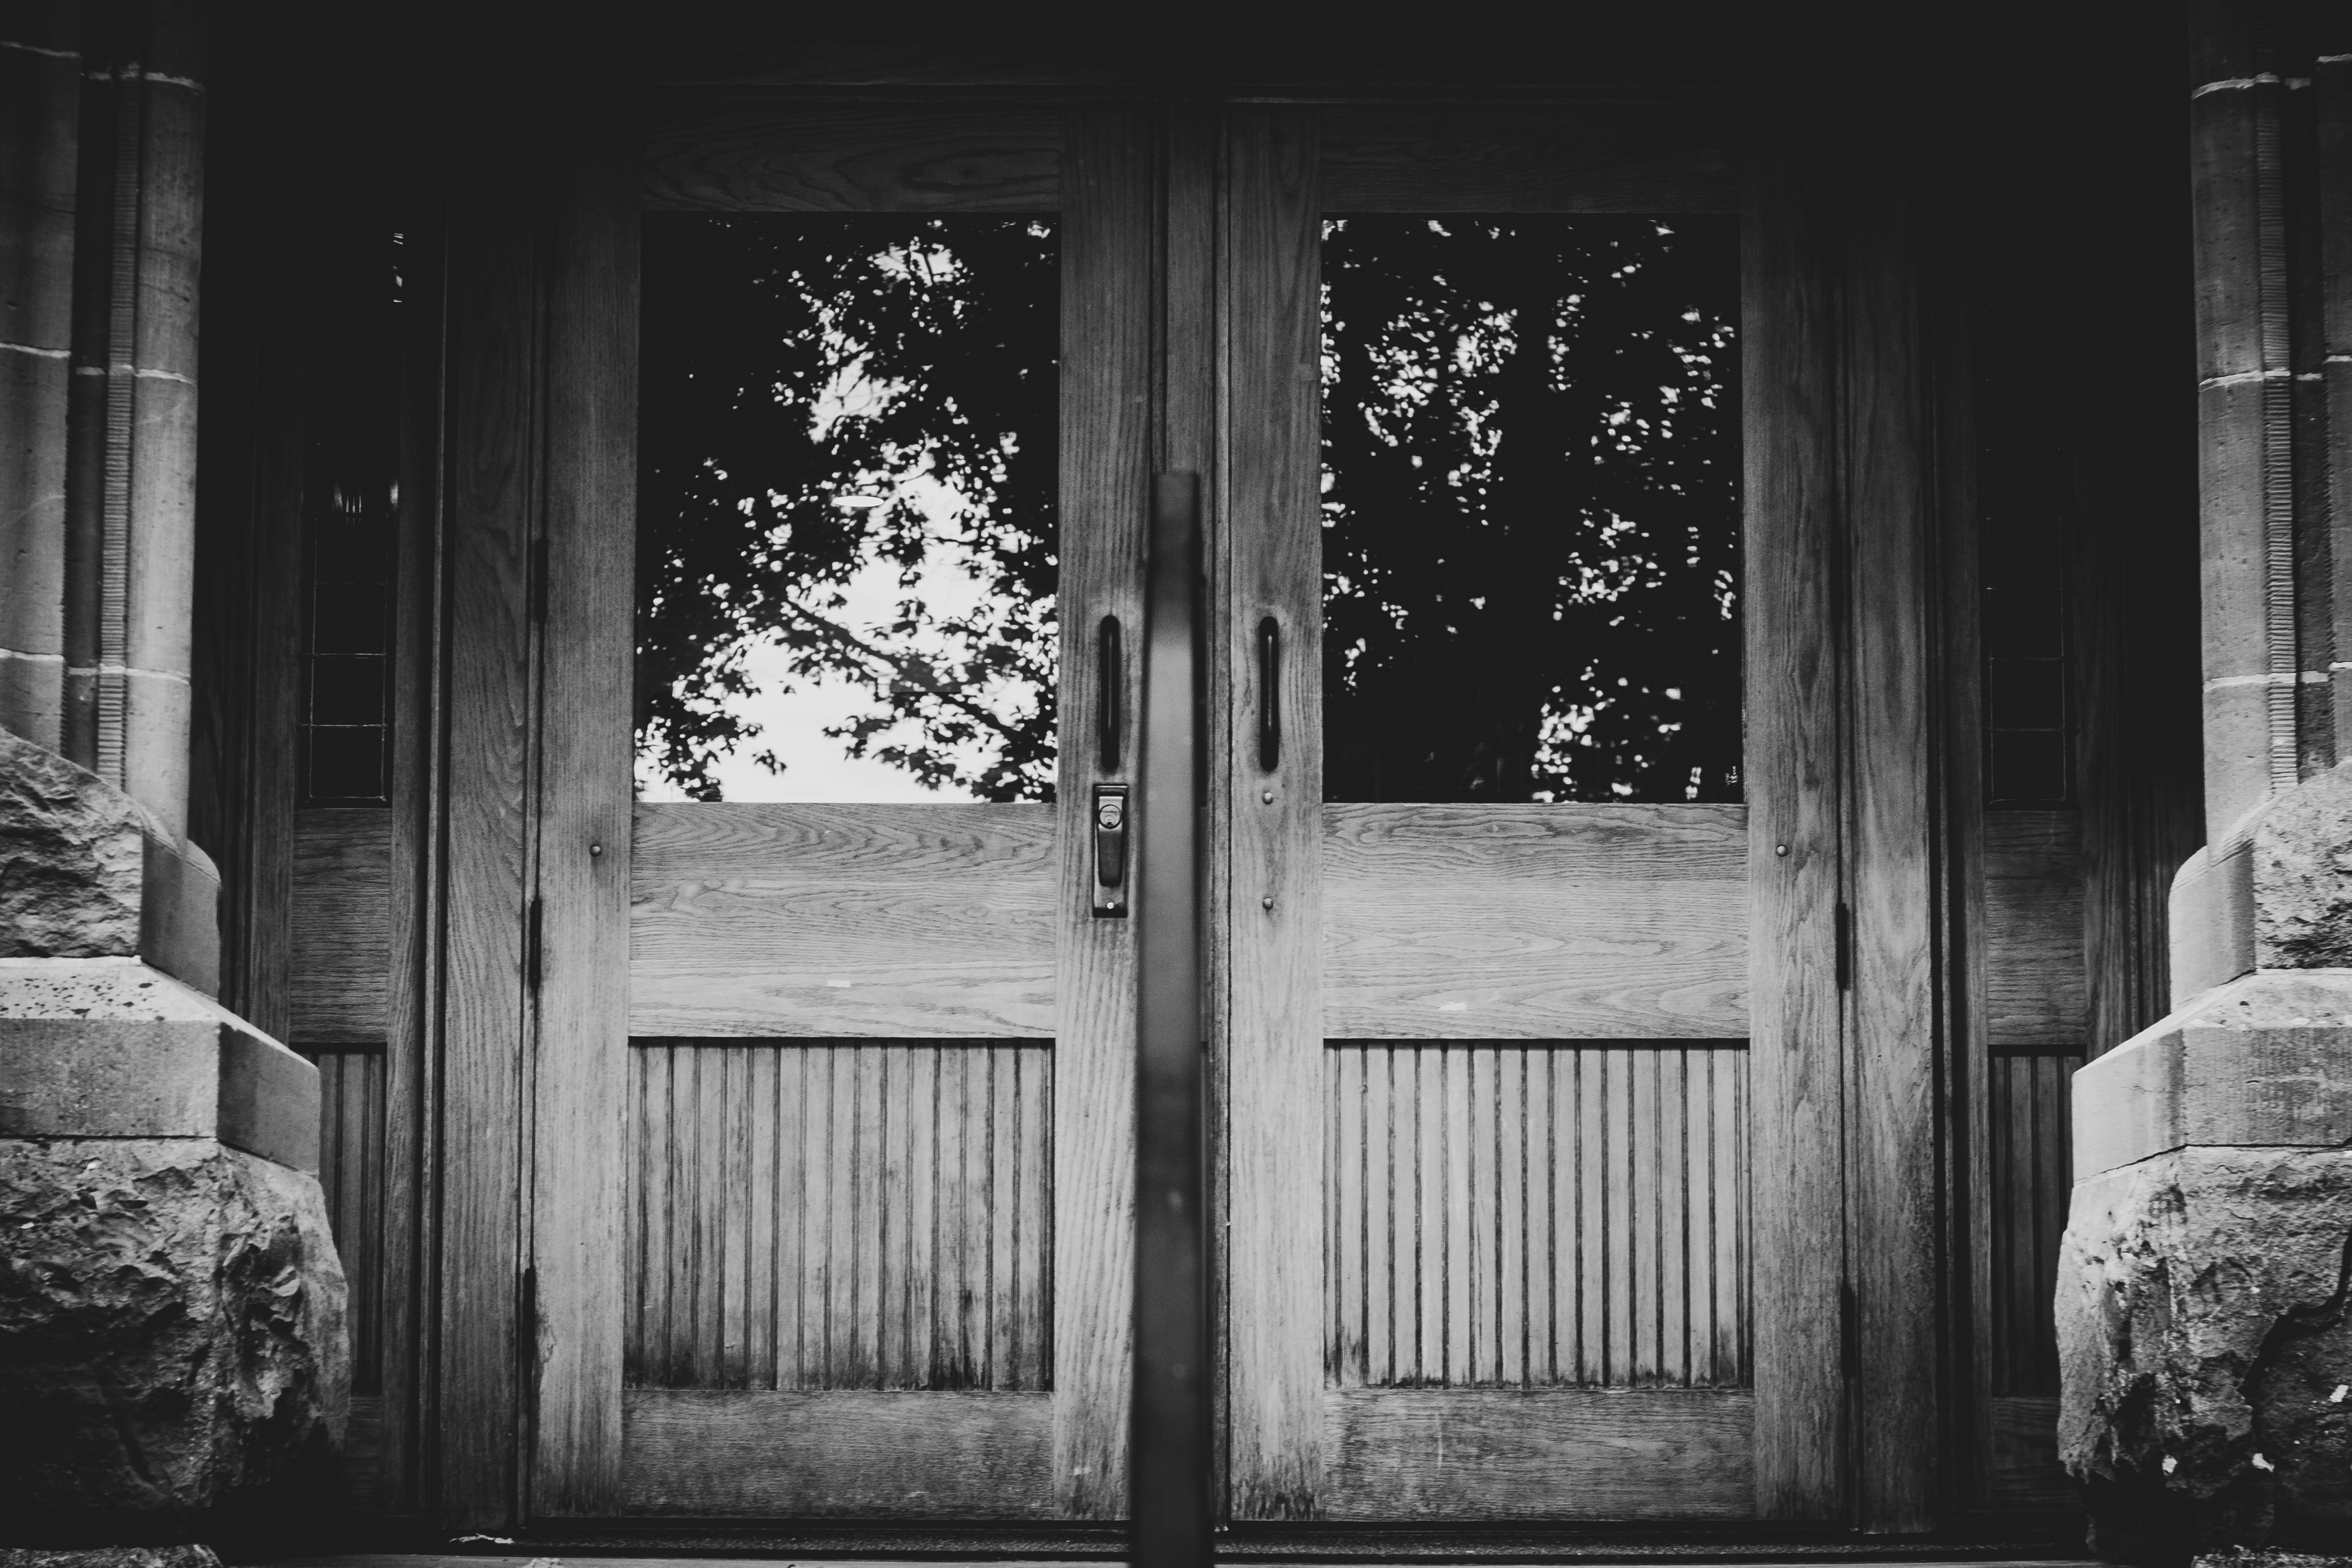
0, 729, 220, 997
0, 1137, 348, 1540
0, 727, 143, 958
2075, 971, 2352, 1181
0, 958, 319, 1172
2060, 1145, 2352, 1563
2257, 764, 2352, 968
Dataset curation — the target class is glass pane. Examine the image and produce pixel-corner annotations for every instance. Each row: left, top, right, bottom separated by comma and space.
299, 228, 403, 807
635, 215, 1059, 803
1320, 215, 1741, 804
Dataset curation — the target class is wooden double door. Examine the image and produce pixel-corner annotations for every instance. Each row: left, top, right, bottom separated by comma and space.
520, 98, 1886, 1528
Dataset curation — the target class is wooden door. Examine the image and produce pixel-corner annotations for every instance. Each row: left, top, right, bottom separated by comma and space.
1219, 107, 1852, 1524
525, 104, 1157, 1521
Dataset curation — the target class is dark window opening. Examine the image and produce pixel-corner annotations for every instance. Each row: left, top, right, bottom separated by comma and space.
1320, 215, 1742, 805
299, 230, 403, 805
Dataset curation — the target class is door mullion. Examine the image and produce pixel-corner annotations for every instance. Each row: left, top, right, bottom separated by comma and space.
1221, 103, 1327, 1522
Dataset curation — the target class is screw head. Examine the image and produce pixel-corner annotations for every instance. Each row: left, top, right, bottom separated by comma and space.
1261, 894, 1275, 910
1261, 789, 1275, 804
1774, 843, 1790, 857
589, 843, 605, 857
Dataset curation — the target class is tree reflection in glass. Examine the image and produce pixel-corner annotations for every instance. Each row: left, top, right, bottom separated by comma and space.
1322, 215, 1741, 805
635, 215, 1059, 803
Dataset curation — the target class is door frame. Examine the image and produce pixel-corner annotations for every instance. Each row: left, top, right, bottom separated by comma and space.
419, 81, 1951, 1537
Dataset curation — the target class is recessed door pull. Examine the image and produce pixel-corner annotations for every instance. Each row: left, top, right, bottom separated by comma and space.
1092, 782, 1130, 917
1257, 616, 1281, 771
1098, 614, 1123, 772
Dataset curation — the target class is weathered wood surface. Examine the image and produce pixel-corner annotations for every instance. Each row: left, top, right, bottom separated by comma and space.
1328, 1045, 1746, 1390
643, 104, 1060, 213
619, 1388, 1054, 1516
1985, 1394, 2072, 1510
1841, 90, 1941, 1531
1983, 810, 2088, 1048
532, 108, 641, 1518
435, 109, 539, 1529
626, 1042, 1051, 1393
1047, 108, 1152, 1519
311, 1047, 386, 1392
1167, 103, 1227, 1517
1320, 107, 1736, 214
629, 803, 1057, 1038
289, 807, 391, 1044
1739, 121, 1846, 1520
1322, 1387, 1754, 1519
1989, 1051, 2078, 1401
1322, 803, 1747, 1040
379, 139, 452, 1520
1222, 104, 1327, 1521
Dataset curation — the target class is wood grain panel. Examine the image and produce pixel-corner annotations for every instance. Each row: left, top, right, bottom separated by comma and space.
629, 803, 1056, 1038
310, 1047, 385, 1394
290, 807, 390, 1044
620, 1387, 1053, 1517
1990, 1051, 2079, 1399
643, 104, 1059, 214
1321, 108, 1736, 215
1984, 810, 2088, 1048
1328, 1046, 1747, 1392
1048, 108, 1152, 1519
1740, 120, 1847, 1519
1323, 804, 1747, 1040
1842, 86, 1942, 1531
1986, 1394, 2072, 1510
626, 1042, 1051, 1393
532, 103, 641, 1516
1322, 1387, 1754, 1520
436, 106, 539, 1528
1223, 104, 1328, 1521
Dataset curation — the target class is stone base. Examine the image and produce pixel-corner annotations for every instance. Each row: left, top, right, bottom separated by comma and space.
0, 960, 347, 1546
2063, 966, 2352, 1563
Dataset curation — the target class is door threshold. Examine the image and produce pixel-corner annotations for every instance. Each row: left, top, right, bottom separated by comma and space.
252, 1522, 2091, 1567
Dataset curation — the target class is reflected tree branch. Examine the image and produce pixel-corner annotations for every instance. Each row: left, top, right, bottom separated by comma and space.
774, 598, 1028, 749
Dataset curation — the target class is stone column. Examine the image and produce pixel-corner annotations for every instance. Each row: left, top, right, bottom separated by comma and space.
0, 0, 348, 1553
1, 2, 81, 747
2056, 4, 2352, 1562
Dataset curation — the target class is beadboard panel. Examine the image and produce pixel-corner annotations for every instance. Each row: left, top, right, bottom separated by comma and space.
625, 1040, 1051, 1392
1327, 1043, 1749, 1391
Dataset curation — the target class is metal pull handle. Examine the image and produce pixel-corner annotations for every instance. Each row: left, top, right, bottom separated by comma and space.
1091, 783, 1129, 917
1256, 616, 1281, 771
1098, 615, 1123, 772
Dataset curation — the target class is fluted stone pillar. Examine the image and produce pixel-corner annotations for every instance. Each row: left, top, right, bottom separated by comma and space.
0, 1, 347, 1551
2056, 6, 2352, 1562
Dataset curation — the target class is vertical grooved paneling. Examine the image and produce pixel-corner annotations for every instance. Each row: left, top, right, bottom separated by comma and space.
626, 1042, 1051, 1392
306, 1047, 386, 1393
1327, 1044, 1749, 1390
1989, 1051, 2079, 1397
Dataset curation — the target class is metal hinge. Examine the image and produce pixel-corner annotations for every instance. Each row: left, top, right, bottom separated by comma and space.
525, 893, 543, 992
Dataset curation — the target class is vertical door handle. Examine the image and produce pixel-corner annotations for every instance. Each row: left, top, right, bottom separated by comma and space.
1257, 616, 1281, 771
1098, 614, 1123, 772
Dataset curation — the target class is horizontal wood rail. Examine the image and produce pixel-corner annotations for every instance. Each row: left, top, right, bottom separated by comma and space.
620, 1387, 1054, 1516
1323, 1387, 1754, 1520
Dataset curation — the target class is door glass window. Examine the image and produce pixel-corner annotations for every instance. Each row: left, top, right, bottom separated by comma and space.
635, 214, 1060, 803
1320, 215, 1740, 803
